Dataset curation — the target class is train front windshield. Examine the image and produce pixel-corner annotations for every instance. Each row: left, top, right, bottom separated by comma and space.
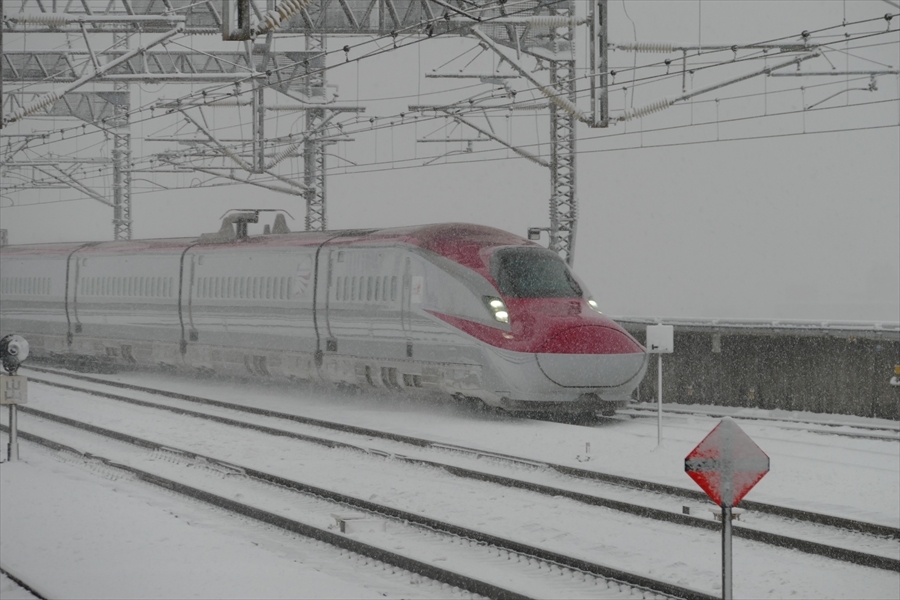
492, 247, 583, 298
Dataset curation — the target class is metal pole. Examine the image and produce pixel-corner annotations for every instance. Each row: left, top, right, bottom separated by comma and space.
8, 405, 19, 461
722, 505, 733, 600
657, 354, 663, 444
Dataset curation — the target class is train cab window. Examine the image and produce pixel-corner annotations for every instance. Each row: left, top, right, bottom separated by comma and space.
491, 247, 583, 299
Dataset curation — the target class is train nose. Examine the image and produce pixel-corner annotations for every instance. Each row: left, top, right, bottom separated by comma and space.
535, 325, 646, 388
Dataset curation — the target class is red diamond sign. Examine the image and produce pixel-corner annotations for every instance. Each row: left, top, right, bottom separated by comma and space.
685, 418, 770, 508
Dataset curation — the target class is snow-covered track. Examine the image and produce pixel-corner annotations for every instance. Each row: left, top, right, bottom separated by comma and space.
16, 370, 900, 572
618, 406, 900, 442
0, 565, 47, 600
1, 421, 708, 600
24, 366, 899, 540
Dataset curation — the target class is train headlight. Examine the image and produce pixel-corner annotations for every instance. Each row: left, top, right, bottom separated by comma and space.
484, 296, 510, 324
587, 298, 603, 313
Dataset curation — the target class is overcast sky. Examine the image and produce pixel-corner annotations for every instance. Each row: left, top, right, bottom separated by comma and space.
2, 0, 898, 323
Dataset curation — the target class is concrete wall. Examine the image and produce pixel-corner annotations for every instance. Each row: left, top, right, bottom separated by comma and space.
619, 321, 900, 421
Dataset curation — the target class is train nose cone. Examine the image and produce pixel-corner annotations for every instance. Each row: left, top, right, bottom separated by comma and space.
535, 325, 646, 388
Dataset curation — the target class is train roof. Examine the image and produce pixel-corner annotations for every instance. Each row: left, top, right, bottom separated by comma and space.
0, 222, 537, 273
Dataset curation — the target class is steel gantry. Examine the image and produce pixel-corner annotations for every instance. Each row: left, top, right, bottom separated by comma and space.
3, 0, 610, 262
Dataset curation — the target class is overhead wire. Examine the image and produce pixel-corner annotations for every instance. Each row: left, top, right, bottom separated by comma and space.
2, 7, 897, 201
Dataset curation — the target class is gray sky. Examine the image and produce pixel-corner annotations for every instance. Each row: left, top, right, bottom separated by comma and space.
2, 0, 898, 323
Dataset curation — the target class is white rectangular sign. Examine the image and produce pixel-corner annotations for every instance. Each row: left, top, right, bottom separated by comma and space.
0, 375, 28, 405
646, 325, 674, 354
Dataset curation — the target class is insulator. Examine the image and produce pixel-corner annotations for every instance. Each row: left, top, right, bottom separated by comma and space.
10, 12, 73, 26
8, 91, 62, 123
537, 87, 586, 121
525, 16, 576, 28
253, 0, 312, 36
615, 42, 677, 53
617, 97, 674, 122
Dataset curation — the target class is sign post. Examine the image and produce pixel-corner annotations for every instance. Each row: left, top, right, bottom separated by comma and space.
685, 418, 769, 600
646, 325, 674, 444
1, 334, 31, 462
1, 375, 28, 461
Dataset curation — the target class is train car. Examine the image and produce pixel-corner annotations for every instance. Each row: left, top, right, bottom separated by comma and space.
0, 214, 647, 414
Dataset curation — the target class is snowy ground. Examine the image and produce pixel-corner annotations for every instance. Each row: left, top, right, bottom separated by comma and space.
1, 368, 898, 599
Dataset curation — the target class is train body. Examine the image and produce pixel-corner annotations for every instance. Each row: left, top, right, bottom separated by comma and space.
0, 219, 647, 414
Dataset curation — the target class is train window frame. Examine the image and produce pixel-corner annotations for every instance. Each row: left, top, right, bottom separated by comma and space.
490, 247, 583, 299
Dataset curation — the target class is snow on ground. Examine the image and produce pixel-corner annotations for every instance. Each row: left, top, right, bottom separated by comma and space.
69, 368, 899, 526
1, 367, 898, 599
0, 572, 39, 600
0, 443, 461, 600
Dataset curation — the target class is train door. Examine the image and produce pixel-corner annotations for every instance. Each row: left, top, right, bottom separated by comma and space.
64, 246, 92, 346
401, 256, 411, 334
177, 250, 199, 355
321, 248, 337, 348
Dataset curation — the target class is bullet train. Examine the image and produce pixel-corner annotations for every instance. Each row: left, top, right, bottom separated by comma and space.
0, 214, 648, 414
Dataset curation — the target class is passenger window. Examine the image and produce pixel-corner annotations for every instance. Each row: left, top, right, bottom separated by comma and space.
391, 276, 397, 302
351, 277, 358, 301
367, 277, 373, 301
374, 277, 381, 301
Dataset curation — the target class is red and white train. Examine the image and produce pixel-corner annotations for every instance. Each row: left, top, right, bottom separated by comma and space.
0, 214, 647, 414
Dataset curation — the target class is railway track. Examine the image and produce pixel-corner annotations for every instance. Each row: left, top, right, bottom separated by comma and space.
618, 406, 900, 442
1, 418, 704, 600
14, 367, 900, 572
0, 565, 46, 600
